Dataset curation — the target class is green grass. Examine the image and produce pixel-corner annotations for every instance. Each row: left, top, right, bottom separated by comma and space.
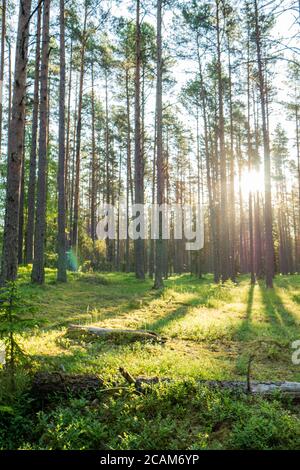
1, 268, 300, 449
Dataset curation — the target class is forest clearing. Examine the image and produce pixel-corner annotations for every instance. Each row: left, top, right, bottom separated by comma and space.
1, 270, 300, 450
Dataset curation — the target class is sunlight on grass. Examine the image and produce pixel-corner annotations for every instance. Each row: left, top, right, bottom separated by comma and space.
13, 269, 300, 383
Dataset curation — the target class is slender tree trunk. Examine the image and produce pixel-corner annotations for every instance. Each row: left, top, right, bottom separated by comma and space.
254, 192, 263, 278
238, 155, 245, 272
57, 0, 67, 282
90, 63, 96, 244
65, 40, 73, 219
1, 0, 32, 284
247, 36, 255, 284
254, 0, 274, 288
0, 0, 6, 155
227, 40, 236, 281
18, 139, 25, 265
154, 0, 164, 289
216, 0, 230, 282
149, 115, 157, 279
125, 69, 132, 272
104, 69, 114, 266
134, 0, 145, 280
116, 151, 122, 271
295, 106, 300, 271
197, 43, 218, 283
25, 2, 41, 264
6, 37, 11, 140
69, 73, 78, 245
72, 4, 87, 253
164, 129, 170, 279
31, 0, 51, 284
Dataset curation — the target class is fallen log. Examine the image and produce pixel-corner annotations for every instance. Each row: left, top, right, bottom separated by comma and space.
67, 324, 165, 344
31, 372, 104, 402
120, 368, 300, 399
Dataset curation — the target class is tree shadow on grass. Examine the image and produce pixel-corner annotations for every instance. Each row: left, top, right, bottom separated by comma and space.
144, 297, 204, 333
143, 279, 219, 334
258, 282, 299, 338
233, 284, 255, 342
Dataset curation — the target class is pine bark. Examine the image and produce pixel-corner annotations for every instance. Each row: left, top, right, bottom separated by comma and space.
254, 0, 274, 288
65, 40, 73, 217
125, 69, 133, 272
90, 63, 96, 244
57, 0, 67, 282
31, 0, 51, 284
216, 0, 230, 282
25, 2, 41, 264
154, 0, 164, 289
18, 143, 25, 264
134, 0, 145, 279
1, 0, 32, 284
72, 5, 87, 253
247, 37, 255, 284
0, 0, 6, 154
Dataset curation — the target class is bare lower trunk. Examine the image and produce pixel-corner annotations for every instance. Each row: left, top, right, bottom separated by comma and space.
31, 0, 51, 284
25, 3, 41, 264
154, 0, 164, 289
18, 144, 25, 264
72, 5, 87, 253
134, 0, 145, 280
1, 0, 32, 284
65, 41, 73, 217
90, 64, 96, 244
125, 69, 133, 272
216, 0, 230, 282
254, 0, 274, 288
0, 0, 6, 155
57, 0, 67, 282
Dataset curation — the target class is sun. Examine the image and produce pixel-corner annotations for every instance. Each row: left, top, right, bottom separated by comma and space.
239, 168, 265, 197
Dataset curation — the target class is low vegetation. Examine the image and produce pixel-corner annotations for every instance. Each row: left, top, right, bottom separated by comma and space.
1, 270, 300, 450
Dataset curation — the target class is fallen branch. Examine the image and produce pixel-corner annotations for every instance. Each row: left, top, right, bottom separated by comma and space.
67, 325, 166, 344
119, 367, 136, 385
31, 371, 300, 404
119, 368, 300, 399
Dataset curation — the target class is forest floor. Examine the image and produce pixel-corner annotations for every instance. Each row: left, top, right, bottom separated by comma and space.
2, 268, 300, 449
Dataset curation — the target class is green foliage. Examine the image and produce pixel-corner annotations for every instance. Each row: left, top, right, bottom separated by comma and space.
1, 272, 300, 449
1, 381, 300, 450
0, 283, 34, 391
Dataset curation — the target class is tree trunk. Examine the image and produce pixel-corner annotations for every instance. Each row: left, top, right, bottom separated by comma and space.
18, 141, 25, 265
0, 0, 6, 156
295, 106, 300, 271
149, 114, 156, 279
216, 0, 230, 282
25, 2, 41, 264
69, 74, 79, 246
247, 36, 255, 284
31, 0, 51, 284
1, 0, 32, 284
57, 0, 67, 282
125, 69, 133, 272
104, 69, 114, 266
65, 40, 73, 218
134, 0, 145, 280
254, 0, 274, 288
227, 41, 236, 282
72, 5, 88, 253
153, 0, 164, 289
197, 45, 218, 283
90, 63, 96, 244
